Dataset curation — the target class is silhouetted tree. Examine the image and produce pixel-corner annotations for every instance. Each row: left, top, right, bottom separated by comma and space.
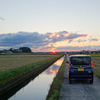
19, 47, 32, 53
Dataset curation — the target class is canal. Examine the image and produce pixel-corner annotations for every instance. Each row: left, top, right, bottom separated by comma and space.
8, 57, 64, 100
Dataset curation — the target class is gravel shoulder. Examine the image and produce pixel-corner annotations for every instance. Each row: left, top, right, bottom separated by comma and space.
59, 56, 100, 100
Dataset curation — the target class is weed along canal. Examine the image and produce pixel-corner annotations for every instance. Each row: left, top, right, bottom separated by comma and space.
8, 57, 64, 100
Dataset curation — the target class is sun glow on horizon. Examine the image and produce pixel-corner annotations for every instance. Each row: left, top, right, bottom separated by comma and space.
52, 50, 56, 53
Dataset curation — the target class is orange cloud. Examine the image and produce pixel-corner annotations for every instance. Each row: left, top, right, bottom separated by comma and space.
63, 32, 70, 37
49, 33, 60, 38
79, 34, 87, 37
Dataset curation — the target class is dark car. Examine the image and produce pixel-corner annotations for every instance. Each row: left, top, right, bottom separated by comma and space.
68, 55, 93, 84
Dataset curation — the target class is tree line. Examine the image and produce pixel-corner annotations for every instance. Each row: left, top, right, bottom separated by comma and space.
0, 47, 32, 53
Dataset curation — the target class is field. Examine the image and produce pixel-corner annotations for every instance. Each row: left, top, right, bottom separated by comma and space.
89, 54, 100, 57
91, 56, 100, 77
0, 54, 60, 71
0, 54, 62, 86
88, 54, 100, 77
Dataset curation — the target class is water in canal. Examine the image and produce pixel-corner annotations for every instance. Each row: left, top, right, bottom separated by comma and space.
9, 57, 64, 100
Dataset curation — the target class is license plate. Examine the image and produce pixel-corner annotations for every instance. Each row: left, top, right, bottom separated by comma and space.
78, 68, 84, 71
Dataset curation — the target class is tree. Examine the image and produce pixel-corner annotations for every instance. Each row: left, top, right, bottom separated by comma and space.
19, 47, 32, 53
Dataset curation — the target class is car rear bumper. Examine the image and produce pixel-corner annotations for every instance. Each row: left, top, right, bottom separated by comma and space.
69, 70, 93, 81
69, 76, 93, 80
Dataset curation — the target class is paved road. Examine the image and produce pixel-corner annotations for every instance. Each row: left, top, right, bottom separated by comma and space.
59, 55, 100, 100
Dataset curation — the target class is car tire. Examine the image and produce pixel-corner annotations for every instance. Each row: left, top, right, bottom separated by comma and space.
90, 80, 93, 84
69, 79, 72, 84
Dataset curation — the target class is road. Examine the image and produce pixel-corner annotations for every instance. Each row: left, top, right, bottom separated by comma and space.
59, 55, 100, 100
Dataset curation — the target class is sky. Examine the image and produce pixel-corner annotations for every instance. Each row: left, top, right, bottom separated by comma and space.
0, 0, 100, 52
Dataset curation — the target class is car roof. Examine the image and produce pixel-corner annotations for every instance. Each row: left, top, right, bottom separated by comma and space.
70, 55, 91, 57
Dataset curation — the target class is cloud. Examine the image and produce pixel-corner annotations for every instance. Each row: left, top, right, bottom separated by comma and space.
76, 39, 87, 43
57, 45, 100, 51
73, 36, 99, 43
0, 17, 5, 20
0, 32, 49, 48
46, 31, 87, 43
89, 38, 99, 42
0, 31, 87, 49
66, 33, 87, 39
1, 31, 99, 51
68, 39, 73, 43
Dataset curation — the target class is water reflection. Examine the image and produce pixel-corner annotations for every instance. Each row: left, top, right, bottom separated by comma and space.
45, 65, 58, 75
45, 57, 64, 75
8, 57, 64, 100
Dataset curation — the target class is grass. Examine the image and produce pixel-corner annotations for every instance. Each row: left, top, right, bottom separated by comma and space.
88, 54, 100, 57
69, 54, 100, 57
87, 54, 100, 77
92, 56, 100, 77
46, 55, 66, 100
0, 54, 62, 87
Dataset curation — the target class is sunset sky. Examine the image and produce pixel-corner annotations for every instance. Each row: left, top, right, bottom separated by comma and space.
0, 0, 100, 52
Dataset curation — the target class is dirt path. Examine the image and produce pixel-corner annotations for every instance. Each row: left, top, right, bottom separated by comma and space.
59, 55, 100, 100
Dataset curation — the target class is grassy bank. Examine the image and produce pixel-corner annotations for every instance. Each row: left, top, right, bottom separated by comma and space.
0, 54, 62, 87
46, 56, 66, 100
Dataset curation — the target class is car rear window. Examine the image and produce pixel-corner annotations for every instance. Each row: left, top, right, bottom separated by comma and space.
70, 56, 91, 65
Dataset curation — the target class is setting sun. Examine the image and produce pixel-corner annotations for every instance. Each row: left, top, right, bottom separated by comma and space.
52, 50, 56, 53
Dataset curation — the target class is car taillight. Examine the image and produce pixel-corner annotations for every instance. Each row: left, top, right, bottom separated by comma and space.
69, 60, 71, 68
91, 60, 93, 68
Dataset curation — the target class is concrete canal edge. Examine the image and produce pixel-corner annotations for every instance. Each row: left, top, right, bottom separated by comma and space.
46, 55, 67, 100
0, 55, 64, 97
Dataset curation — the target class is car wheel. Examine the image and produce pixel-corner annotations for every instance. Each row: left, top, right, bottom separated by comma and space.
90, 80, 93, 84
69, 79, 72, 84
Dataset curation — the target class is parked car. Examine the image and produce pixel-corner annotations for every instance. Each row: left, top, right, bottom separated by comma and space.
68, 55, 93, 84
